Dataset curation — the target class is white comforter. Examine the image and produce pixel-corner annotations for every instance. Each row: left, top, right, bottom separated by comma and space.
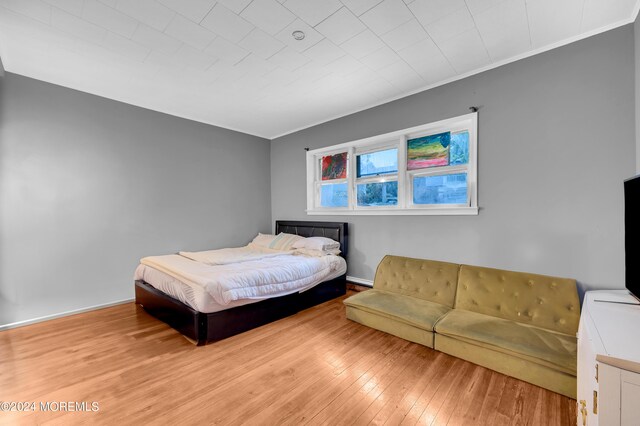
140, 254, 341, 305
179, 245, 291, 265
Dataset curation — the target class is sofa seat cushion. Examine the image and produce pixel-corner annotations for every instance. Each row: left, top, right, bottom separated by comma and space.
435, 309, 577, 375
343, 290, 451, 331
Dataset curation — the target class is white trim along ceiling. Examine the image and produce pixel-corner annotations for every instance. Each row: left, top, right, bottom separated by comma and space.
0, 0, 638, 138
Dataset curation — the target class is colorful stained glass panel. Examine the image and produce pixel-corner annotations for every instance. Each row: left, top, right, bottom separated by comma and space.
407, 132, 450, 170
321, 152, 347, 180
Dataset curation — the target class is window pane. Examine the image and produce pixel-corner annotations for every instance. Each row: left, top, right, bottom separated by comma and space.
357, 181, 398, 206
450, 131, 469, 165
407, 132, 450, 170
321, 152, 347, 180
357, 148, 398, 178
320, 183, 348, 207
413, 173, 467, 205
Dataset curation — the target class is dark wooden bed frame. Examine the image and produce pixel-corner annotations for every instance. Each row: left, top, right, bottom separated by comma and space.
135, 220, 348, 345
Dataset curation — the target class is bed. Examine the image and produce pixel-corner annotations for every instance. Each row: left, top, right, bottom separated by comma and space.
134, 221, 348, 345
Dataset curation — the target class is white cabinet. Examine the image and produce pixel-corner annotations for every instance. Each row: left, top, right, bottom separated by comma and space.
577, 310, 603, 425
620, 370, 640, 425
578, 290, 640, 426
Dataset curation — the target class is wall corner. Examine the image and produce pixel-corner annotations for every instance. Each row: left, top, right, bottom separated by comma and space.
635, 10, 640, 173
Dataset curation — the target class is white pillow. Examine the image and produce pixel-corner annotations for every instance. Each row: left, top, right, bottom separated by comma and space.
295, 248, 341, 257
292, 236, 340, 251
268, 233, 304, 251
250, 233, 277, 248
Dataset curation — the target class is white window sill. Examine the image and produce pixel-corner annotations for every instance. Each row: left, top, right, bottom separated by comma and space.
306, 207, 479, 216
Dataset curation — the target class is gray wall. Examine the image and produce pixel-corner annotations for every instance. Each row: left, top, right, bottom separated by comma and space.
636, 12, 640, 173
0, 73, 271, 326
271, 25, 636, 294
0, 56, 4, 77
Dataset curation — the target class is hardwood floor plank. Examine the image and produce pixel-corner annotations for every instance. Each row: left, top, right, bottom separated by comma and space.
517, 382, 544, 426
343, 345, 434, 426
454, 368, 494, 424
492, 378, 527, 426
362, 351, 441, 425
416, 359, 474, 425
474, 372, 509, 425
207, 322, 380, 424
559, 392, 576, 426
305, 341, 417, 425
264, 338, 407, 425
112, 308, 353, 425
377, 351, 447, 425
0, 293, 577, 426
398, 354, 459, 425
441, 364, 492, 425
243, 329, 400, 425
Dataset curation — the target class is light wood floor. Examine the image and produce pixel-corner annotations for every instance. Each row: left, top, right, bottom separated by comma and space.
0, 293, 576, 425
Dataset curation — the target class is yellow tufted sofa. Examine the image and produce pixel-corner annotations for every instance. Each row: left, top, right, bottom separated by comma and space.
343, 255, 581, 398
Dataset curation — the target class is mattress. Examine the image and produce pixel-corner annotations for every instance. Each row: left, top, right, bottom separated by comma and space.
134, 255, 347, 313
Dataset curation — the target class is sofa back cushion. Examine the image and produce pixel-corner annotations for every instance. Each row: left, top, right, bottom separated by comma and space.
456, 264, 580, 335
374, 255, 460, 308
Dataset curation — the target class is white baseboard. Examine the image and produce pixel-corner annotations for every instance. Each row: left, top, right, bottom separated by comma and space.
347, 275, 373, 287
0, 298, 134, 331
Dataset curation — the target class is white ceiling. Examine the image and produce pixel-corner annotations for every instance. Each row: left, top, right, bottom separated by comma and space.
0, 0, 638, 139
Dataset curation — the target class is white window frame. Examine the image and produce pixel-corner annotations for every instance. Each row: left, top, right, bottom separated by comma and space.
353, 141, 399, 211
306, 112, 478, 216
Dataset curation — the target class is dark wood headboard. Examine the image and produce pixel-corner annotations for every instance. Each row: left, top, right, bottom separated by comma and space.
275, 221, 348, 259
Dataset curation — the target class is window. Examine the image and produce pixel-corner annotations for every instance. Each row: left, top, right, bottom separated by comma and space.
318, 152, 348, 208
306, 112, 478, 215
356, 147, 398, 207
356, 148, 398, 178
